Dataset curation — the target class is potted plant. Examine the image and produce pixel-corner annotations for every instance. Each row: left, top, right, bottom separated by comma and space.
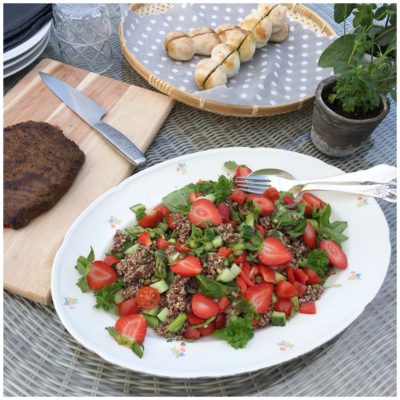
311, 3, 396, 157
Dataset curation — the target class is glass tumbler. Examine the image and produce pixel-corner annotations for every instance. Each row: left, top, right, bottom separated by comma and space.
52, 3, 113, 73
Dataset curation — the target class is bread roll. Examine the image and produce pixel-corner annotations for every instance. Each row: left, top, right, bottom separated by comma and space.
211, 43, 240, 78
240, 12, 273, 48
269, 22, 290, 42
195, 59, 227, 90
215, 24, 240, 42
190, 27, 221, 56
164, 31, 195, 61
257, 4, 287, 33
224, 28, 256, 63
257, 4, 276, 15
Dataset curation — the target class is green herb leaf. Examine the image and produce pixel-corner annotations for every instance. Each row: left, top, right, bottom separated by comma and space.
196, 275, 237, 299
162, 184, 196, 214
76, 276, 90, 293
318, 34, 357, 68
75, 247, 95, 292
214, 317, 254, 349
106, 327, 144, 358
94, 280, 124, 313
224, 160, 238, 171
334, 4, 357, 23
303, 249, 329, 279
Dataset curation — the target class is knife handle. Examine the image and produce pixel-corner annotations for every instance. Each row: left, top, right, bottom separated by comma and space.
92, 121, 146, 167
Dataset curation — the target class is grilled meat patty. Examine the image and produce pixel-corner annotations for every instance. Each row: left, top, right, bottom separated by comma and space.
4, 121, 85, 229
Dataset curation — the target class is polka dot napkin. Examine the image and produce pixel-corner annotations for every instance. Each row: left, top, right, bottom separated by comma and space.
121, 3, 335, 107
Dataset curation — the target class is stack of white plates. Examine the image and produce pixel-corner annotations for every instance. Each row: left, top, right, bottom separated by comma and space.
4, 20, 52, 78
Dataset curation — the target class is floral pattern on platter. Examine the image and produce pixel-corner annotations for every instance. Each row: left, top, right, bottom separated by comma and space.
356, 196, 369, 207
348, 271, 362, 281
63, 297, 78, 309
108, 216, 121, 228
171, 342, 186, 358
176, 162, 187, 174
278, 340, 294, 351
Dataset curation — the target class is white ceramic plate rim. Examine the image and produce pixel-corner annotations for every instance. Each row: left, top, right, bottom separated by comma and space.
52, 147, 390, 378
4, 20, 52, 62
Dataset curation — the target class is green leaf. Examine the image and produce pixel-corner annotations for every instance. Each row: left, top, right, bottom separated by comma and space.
375, 26, 396, 47
76, 276, 90, 293
334, 4, 356, 23
303, 249, 329, 279
94, 280, 124, 313
130, 342, 144, 358
240, 224, 254, 240
162, 184, 195, 214
214, 317, 254, 349
224, 160, 238, 171
318, 34, 357, 68
196, 275, 237, 299
75, 247, 95, 292
319, 204, 331, 226
106, 327, 145, 358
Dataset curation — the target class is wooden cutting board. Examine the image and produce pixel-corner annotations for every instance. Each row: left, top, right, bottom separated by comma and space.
4, 58, 174, 305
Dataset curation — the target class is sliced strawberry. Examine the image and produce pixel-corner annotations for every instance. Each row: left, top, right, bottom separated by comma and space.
268, 263, 289, 270
260, 265, 275, 283
299, 301, 316, 314
189, 192, 202, 203
245, 282, 273, 313
263, 187, 280, 202
217, 246, 233, 258
256, 224, 265, 237
239, 270, 255, 287
303, 267, 321, 284
170, 255, 202, 277
217, 203, 231, 222
259, 237, 292, 266
138, 231, 152, 246
103, 255, 120, 266
286, 266, 295, 284
283, 195, 294, 205
293, 268, 308, 284
293, 280, 307, 297
215, 313, 226, 329
188, 198, 222, 227
276, 280, 297, 299
235, 165, 252, 177
187, 312, 205, 326
234, 252, 247, 265
87, 261, 117, 291
138, 209, 163, 228
320, 239, 348, 269
198, 321, 216, 336
156, 237, 169, 250
184, 326, 201, 340
248, 194, 275, 216
191, 293, 220, 319
248, 265, 260, 280
303, 222, 317, 249
117, 298, 140, 316
153, 204, 171, 217
274, 298, 294, 318
166, 216, 175, 230
300, 193, 325, 216
236, 276, 248, 295
229, 188, 247, 205
218, 296, 231, 312
175, 241, 190, 253
115, 314, 147, 344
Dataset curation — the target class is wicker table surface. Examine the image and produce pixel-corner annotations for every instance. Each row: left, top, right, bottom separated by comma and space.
4, 4, 397, 397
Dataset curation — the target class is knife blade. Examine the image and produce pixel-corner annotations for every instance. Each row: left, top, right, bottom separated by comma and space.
39, 71, 146, 167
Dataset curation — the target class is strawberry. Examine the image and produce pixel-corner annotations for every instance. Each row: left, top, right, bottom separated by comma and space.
217, 203, 231, 222
117, 298, 140, 316
187, 312, 205, 325
293, 280, 307, 297
175, 241, 190, 253
188, 198, 222, 227
229, 188, 247, 205
259, 237, 292, 266
299, 301, 316, 314
217, 246, 233, 258
300, 193, 325, 216
256, 224, 265, 237
263, 187, 280, 202
235, 165, 252, 177
218, 295, 231, 312
293, 267, 308, 284
138, 209, 163, 228
191, 293, 220, 319
248, 194, 275, 216
320, 239, 348, 269
303, 222, 317, 249
86, 260, 117, 291
189, 192, 202, 203
156, 237, 169, 250
103, 255, 120, 266
138, 231, 152, 246
276, 280, 297, 299
303, 267, 321, 284
245, 282, 273, 313
259, 265, 275, 283
153, 204, 171, 217
170, 255, 202, 277
115, 314, 147, 344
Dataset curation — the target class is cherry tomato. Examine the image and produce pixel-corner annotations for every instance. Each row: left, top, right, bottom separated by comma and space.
135, 286, 160, 310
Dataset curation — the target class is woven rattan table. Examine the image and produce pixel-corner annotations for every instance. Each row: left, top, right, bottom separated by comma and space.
4, 4, 396, 396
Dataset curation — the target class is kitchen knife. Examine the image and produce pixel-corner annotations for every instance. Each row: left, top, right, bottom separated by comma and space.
39, 71, 146, 167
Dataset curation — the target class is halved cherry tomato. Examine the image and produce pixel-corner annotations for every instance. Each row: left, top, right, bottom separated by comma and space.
138, 231, 152, 246
135, 286, 160, 310
217, 203, 231, 222
184, 326, 201, 340
229, 188, 247, 205
274, 298, 294, 318
293, 281, 307, 298
188, 198, 222, 227
117, 298, 140, 316
236, 276, 248, 295
175, 241, 190, 253
87, 261, 117, 291
299, 301, 316, 314
248, 194, 275, 216
246, 283, 273, 313
303, 222, 317, 249
187, 312, 205, 326
303, 267, 321, 284
286, 266, 295, 284
259, 237, 292, 266
301, 193, 325, 216
103, 255, 119, 266
293, 268, 308, 285
218, 296, 231, 312
217, 246, 233, 258
256, 224, 265, 237
170, 255, 202, 277
320, 239, 348, 269
156, 237, 169, 250
192, 293, 220, 319
138, 210, 163, 228
263, 187, 280, 202
115, 314, 147, 344
260, 265, 275, 283
198, 321, 216, 336
153, 204, 171, 217
235, 165, 252, 177
276, 280, 297, 299
215, 314, 226, 329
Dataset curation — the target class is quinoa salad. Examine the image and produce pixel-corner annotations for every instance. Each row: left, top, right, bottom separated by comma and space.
75, 161, 348, 358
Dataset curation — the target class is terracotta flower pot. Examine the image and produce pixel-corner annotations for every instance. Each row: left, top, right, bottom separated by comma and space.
311, 76, 389, 157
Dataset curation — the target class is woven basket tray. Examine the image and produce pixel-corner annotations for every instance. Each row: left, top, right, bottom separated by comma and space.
120, 3, 335, 117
